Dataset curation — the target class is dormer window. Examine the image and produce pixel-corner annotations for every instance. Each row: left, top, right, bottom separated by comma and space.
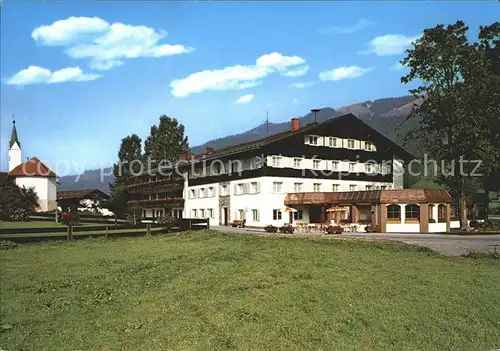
272, 156, 282, 167
347, 139, 355, 149
306, 135, 319, 145
328, 137, 337, 147
364, 141, 374, 151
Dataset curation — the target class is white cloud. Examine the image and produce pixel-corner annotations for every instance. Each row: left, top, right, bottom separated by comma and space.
289, 81, 317, 89
31, 17, 194, 71
32, 16, 110, 46
236, 94, 255, 104
6, 65, 101, 86
361, 34, 419, 56
282, 65, 310, 77
319, 66, 373, 81
319, 19, 374, 34
170, 52, 307, 97
392, 62, 405, 71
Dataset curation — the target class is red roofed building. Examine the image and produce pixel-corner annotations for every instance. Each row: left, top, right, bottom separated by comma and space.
7, 121, 58, 212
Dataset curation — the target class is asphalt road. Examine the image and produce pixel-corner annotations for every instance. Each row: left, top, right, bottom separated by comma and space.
215, 226, 500, 256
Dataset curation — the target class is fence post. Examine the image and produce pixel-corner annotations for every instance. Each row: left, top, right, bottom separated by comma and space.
105, 225, 108, 239
207, 217, 210, 230
146, 223, 151, 236
67, 225, 73, 241
189, 219, 192, 230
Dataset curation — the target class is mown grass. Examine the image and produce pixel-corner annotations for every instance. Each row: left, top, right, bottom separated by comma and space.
0, 227, 164, 239
1, 231, 499, 350
0, 220, 67, 229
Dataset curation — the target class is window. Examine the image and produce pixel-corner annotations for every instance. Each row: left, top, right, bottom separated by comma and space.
189, 189, 196, 199
347, 139, 355, 149
273, 182, 283, 193
438, 204, 447, 223
365, 185, 373, 190
252, 209, 259, 222
405, 204, 420, 221
272, 156, 282, 167
212, 162, 222, 175
199, 188, 205, 198
332, 184, 340, 192
328, 137, 337, 147
387, 204, 401, 220
273, 209, 282, 220
237, 183, 244, 195
200, 209, 206, 218
313, 159, 321, 170
220, 184, 228, 196
349, 184, 357, 191
208, 208, 214, 219
365, 163, 376, 174
293, 210, 303, 220
364, 141, 374, 151
293, 158, 302, 168
230, 161, 241, 173
313, 183, 321, 192
380, 185, 387, 190
208, 187, 214, 197
306, 135, 318, 145
238, 209, 245, 220
450, 204, 458, 220
294, 182, 303, 192
250, 182, 258, 194
142, 210, 146, 218
331, 161, 339, 171
192, 209, 198, 218
349, 162, 356, 172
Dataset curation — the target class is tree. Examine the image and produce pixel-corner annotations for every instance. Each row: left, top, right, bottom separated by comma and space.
400, 21, 500, 230
108, 134, 143, 219
144, 115, 189, 168
113, 134, 143, 185
0, 174, 39, 220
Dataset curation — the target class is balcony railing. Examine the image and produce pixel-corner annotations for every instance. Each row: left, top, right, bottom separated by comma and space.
127, 197, 184, 207
127, 177, 184, 189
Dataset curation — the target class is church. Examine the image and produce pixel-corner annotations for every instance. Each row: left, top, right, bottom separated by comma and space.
7, 120, 58, 212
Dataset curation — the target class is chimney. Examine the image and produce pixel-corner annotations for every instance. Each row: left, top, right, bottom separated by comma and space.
291, 118, 300, 132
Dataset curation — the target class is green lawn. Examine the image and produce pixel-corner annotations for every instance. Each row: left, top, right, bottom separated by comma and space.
1, 231, 499, 350
0, 220, 66, 229
0, 226, 164, 239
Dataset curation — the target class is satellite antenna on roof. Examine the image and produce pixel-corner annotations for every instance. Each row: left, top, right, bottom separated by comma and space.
311, 108, 321, 123
265, 110, 269, 137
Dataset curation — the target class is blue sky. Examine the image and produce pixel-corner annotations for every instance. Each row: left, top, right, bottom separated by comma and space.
1, 1, 497, 175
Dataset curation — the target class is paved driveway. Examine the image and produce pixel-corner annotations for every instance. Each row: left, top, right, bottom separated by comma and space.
214, 226, 500, 256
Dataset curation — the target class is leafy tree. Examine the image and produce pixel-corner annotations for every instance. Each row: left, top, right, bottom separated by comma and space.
0, 174, 39, 220
144, 115, 189, 168
401, 21, 500, 230
113, 134, 143, 184
108, 134, 143, 219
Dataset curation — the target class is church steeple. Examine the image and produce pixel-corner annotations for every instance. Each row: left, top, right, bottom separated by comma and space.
10, 119, 21, 149
8, 117, 22, 172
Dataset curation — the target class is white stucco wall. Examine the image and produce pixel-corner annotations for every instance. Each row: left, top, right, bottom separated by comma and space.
386, 223, 420, 233
8, 142, 22, 172
393, 158, 404, 190
429, 223, 447, 233
14, 176, 57, 212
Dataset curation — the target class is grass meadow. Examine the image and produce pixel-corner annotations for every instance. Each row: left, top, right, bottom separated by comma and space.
1, 231, 499, 350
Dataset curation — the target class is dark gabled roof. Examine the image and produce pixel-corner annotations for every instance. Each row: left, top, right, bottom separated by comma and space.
57, 189, 110, 201
285, 189, 453, 205
8, 157, 56, 178
10, 120, 20, 148
139, 113, 415, 176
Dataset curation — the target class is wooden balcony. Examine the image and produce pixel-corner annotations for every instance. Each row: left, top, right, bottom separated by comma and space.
127, 197, 184, 208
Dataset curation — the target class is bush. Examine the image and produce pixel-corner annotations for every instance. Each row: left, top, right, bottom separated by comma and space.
0, 240, 17, 250
157, 216, 177, 231
357, 220, 371, 225
469, 220, 481, 229
365, 225, 381, 233
326, 226, 343, 234
264, 225, 278, 233
279, 224, 295, 234
339, 219, 352, 225
429, 218, 436, 223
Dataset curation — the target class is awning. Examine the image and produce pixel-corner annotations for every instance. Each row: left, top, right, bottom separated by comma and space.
284, 207, 297, 212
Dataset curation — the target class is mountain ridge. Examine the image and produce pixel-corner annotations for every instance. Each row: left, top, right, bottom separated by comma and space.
59, 95, 421, 192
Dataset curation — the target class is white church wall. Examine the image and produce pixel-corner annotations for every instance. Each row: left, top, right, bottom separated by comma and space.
15, 177, 57, 212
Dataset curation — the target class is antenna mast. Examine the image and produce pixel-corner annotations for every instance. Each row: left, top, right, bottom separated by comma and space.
266, 110, 269, 137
